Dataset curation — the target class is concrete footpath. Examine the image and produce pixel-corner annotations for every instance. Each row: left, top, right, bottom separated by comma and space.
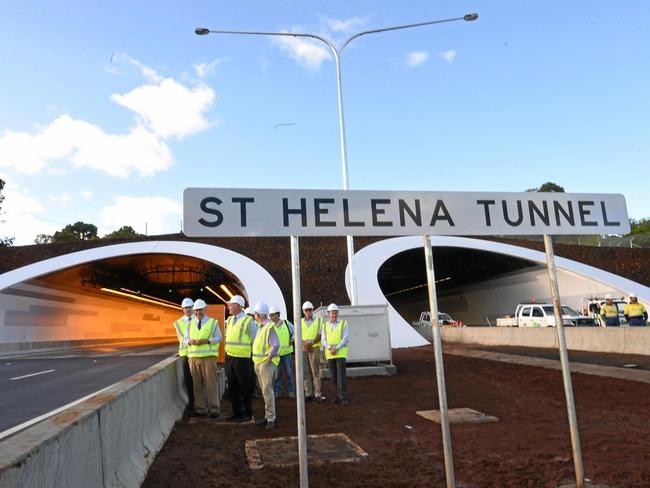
444, 345, 650, 384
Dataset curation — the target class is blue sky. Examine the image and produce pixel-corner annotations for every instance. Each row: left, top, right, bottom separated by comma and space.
1, 1, 648, 244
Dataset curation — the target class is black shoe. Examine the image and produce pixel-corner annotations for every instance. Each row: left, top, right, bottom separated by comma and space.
209, 411, 220, 418
265, 421, 276, 430
315, 396, 323, 403
255, 418, 267, 426
237, 415, 253, 423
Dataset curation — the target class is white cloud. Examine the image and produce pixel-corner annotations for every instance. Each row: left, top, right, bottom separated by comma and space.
322, 16, 366, 33
405, 51, 429, 68
81, 190, 93, 199
271, 32, 332, 70
194, 58, 229, 78
1, 182, 59, 245
111, 78, 215, 139
101, 196, 182, 235
439, 49, 457, 63
48, 192, 72, 206
0, 115, 174, 177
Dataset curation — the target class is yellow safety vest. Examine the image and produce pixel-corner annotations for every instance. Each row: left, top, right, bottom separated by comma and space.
173, 316, 192, 357
225, 315, 254, 357
252, 323, 280, 366
324, 320, 349, 360
187, 318, 220, 358
276, 321, 294, 356
301, 316, 322, 349
624, 302, 646, 317
600, 304, 618, 318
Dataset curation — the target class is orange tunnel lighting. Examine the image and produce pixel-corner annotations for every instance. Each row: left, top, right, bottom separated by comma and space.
119, 287, 179, 307
206, 286, 228, 304
219, 284, 234, 298
101, 288, 180, 310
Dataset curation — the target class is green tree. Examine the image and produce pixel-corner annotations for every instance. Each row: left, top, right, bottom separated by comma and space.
103, 225, 142, 240
34, 234, 53, 245
535, 181, 565, 193
628, 218, 650, 235
50, 221, 99, 243
0, 178, 14, 247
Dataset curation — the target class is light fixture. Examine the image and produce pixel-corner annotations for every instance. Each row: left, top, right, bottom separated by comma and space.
101, 288, 180, 310
205, 285, 228, 303
219, 284, 234, 298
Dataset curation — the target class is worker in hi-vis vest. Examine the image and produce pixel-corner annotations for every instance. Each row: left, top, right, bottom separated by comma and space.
624, 293, 648, 326
224, 295, 258, 422
269, 306, 296, 398
321, 303, 350, 405
184, 299, 222, 417
301, 301, 324, 402
600, 294, 620, 327
251, 302, 280, 430
174, 297, 195, 412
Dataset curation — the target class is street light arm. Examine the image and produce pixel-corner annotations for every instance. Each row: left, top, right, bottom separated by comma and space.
340, 14, 478, 52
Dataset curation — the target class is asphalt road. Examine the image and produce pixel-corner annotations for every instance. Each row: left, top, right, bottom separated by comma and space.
0, 341, 177, 435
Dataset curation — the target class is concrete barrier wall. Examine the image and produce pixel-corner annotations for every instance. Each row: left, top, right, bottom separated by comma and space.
440, 327, 650, 355
0, 355, 186, 488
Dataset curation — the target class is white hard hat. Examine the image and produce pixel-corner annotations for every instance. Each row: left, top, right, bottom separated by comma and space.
327, 303, 339, 312
193, 299, 207, 310
629, 293, 637, 299
604, 294, 612, 300
181, 298, 194, 308
302, 301, 314, 310
227, 295, 245, 307
269, 305, 280, 315
254, 302, 269, 315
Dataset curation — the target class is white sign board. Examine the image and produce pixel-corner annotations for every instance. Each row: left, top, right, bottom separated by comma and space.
183, 188, 629, 237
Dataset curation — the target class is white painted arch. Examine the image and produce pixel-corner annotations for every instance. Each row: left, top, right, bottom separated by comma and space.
0, 241, 287, 317
349, 236, 650, 348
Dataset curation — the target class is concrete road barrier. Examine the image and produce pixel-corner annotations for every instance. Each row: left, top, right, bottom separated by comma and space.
0, 355, 187, 488
440, 327, 650, 355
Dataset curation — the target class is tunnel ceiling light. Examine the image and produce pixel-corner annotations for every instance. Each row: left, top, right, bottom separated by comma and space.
383, 277, 452, 297
219, 284, 234, 298
205, 285, 228, 304
119, 287, 180, 307
101, 288, 180, 310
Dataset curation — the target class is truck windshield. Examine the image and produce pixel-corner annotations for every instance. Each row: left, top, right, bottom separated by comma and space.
542, 305, 579, 316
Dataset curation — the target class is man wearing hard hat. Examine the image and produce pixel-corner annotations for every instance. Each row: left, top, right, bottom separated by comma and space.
174, 297, 195, 413
624, 294, 648, 326
251, 302, 280, 430
321, 303, 350, 405
600, 294, 620, 327
301, 301, 324, 402
269, 306, 296, 399
185, 299, 222, 417
224, 294, 258, 422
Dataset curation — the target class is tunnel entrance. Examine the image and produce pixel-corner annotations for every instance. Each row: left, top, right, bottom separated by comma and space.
378, 246, 542, 326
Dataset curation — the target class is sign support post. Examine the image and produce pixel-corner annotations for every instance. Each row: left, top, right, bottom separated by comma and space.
424, 235, 455, 488
543, 234, 585, 488
290, 236, 309, 488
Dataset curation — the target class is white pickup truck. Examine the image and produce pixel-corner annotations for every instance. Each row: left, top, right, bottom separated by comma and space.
412, 311, 461, 327
496, 303, 596, 327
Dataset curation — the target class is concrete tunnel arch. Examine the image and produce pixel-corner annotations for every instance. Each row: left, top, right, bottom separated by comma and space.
0, 240, 287, 318
349, 236, 650, 348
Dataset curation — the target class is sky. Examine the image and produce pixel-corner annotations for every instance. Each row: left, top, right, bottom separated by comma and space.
0, 1, 648, 245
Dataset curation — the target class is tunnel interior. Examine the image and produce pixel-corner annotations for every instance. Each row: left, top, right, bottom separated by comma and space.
378, 246, 542, 325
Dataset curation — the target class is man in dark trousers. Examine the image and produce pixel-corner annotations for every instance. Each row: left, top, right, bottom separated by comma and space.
173, 297, 195, 413
224, 295, 258, 421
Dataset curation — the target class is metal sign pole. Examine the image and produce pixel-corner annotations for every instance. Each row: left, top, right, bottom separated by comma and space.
290, 236, 309, 487
423, 235, 456, 488
543, 234, 585, 488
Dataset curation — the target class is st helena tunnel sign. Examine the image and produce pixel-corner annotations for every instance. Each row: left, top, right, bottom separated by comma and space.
183, 188, 629, 237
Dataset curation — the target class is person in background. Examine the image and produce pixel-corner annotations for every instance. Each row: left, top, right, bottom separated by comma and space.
185, 299, 221, 417
173, 297, 195, 413
624, 293, 648, 326
270, 306, 296, 399
301, 301, 324, 402
321, 303, 350, 405
600, 294, 620, 327
252, 302, 280, 430
224, 295, 258, 422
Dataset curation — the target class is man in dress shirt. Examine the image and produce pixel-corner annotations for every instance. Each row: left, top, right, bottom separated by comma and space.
173, 297, 195, 413
321, 303, 350, 405
252, 302, 280, 430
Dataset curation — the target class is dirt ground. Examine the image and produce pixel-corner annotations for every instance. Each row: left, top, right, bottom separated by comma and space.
143, 347, 650, 487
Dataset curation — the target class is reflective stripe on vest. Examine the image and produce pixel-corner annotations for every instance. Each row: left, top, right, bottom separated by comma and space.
252, 323, 280, 366
188, 318, 220, 358
174, 318, 190, 357
301, 316, 322, 349
276, 321, 293, 356
225, 315, 253, 357
324, 319, 349, 360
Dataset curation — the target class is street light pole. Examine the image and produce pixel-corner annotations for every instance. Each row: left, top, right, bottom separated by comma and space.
195, 13, 478, 306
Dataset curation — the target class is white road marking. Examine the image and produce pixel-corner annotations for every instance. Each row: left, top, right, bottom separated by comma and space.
10, 369, 56, 381
0, 382, 117, 441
